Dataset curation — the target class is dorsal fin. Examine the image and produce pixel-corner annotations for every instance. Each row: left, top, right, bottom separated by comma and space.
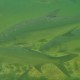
46, 9, 60, 18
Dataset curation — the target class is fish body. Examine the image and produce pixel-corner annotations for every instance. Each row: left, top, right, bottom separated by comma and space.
0, 46, 78, 77
0, 11, 79, 79
0, 16, 80, 45
39, 27, 80, 51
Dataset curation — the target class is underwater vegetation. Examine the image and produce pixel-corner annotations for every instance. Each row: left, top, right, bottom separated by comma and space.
0, 0, 80, 80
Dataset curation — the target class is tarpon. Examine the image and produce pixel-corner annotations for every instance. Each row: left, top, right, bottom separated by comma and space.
16, 47, 78, 80
0, 46, 78, 78
0, 12, 80, 45
39, 26, 80, 51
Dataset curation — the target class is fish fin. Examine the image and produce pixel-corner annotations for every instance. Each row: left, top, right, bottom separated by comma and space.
18, 70, 29, 80
53, 54, 78, 77
62, 26, 79, 36
35, 65, 42, 73
47, 9, 60, 18
55, 63, 71, 77
57, 54, 78, 62
18, 66, 32, 80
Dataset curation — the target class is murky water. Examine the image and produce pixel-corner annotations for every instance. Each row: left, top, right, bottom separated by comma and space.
0, 0, 80, 80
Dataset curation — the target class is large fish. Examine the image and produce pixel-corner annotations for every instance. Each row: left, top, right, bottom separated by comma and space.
18, 47, 78, 79
0, 11, 80, 45
0, 46, 78, 78
0, 10, 79, 80
39, 26, 80, 51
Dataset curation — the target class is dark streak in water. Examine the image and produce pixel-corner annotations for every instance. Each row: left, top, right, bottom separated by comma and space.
46, 9, 60, 18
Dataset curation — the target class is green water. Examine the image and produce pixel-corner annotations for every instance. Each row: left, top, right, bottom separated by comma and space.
0, 0, 80, 31
0, 0, 80, 80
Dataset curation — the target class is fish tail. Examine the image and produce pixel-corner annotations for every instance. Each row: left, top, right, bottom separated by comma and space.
57, 54, 78, 62
52, 54, 78, 77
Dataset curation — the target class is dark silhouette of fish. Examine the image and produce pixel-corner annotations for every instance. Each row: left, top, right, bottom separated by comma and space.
39, 26, 80, 51
0, 12, 80, 45
16, 47, 78, 80
0, 46, 78, 79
